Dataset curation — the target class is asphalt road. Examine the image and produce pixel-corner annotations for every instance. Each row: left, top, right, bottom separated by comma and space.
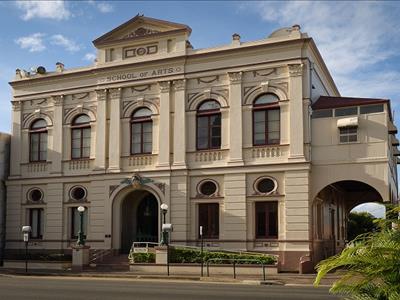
0, 275, 342, 300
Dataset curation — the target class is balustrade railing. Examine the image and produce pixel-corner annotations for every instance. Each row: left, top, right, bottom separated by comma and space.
195, 150, 226, 162
27, 162, 48, 172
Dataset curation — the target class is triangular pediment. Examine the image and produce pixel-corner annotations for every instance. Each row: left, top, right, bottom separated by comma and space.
93, 15, 191, 47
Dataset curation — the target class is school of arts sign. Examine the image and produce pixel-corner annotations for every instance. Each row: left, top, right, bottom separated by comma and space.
98, 66, 183, 84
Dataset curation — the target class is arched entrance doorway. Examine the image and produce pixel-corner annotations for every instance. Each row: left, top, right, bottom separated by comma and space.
312, 180, 384, 263
120, 190, 159, 253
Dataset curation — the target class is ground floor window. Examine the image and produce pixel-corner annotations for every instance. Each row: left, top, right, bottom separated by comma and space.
29, 208, 44, 239
70, 207, 88, 239
255, 202, 278, 239
198, 203, 219, 239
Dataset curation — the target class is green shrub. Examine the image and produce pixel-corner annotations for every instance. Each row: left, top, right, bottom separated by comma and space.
128, 252, 155, 263
129, 247, 276, 265
169, 248, 276, 265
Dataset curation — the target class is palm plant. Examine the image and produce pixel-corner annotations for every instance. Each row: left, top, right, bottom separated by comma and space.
314, 207, 400, 300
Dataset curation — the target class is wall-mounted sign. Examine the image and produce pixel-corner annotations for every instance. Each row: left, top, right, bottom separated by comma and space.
98, 66, 183, 84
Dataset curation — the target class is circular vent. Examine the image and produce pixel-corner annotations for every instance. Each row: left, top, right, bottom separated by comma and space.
70, 186, 87, 201
199, 181, 217, 196
28, 188, 43, 202
256, 178, 276, 194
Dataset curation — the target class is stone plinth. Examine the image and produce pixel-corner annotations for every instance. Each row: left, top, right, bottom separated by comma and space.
71, 245, 90, 271
155, 246, 168, 264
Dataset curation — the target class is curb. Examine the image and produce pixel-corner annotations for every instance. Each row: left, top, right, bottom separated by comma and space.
0, 269, 287, 286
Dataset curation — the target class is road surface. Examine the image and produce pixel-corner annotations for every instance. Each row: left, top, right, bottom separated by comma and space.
0, 275, 342, 300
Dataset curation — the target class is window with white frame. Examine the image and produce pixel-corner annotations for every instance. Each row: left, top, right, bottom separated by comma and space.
339, 126, 358, 143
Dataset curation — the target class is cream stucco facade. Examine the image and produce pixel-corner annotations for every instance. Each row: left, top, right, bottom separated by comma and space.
5, 16, 398, 272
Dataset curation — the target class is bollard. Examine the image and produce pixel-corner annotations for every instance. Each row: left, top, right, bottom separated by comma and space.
262, 264, 266, 281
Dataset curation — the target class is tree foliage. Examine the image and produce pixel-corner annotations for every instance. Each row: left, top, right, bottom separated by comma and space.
347, 211, 378, 241
314, 207, 400, 300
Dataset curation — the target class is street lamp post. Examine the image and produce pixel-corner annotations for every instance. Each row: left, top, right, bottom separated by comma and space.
21, 226, 31, 273
76, 206, 86, 246
160, 203, 168, 246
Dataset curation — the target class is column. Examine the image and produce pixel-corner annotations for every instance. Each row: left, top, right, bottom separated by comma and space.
46, 183, 64, 251
108, 88, 121, 172
94, 89, 107, 171
10, 101, 22, 177
157, 81, 171, 168
223, 173, 247, 250
51, 95, 63, 174
228, 72, 243, 165
288, 64, 305, 160
172, 79, 186, 167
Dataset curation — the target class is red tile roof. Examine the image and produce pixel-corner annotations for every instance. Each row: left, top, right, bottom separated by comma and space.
312, 96, 389, 110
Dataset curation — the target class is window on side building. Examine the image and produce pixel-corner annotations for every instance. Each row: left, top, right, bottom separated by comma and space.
198, 203, 219, 239
339, 126, 358, 143
196, 100, 221, 150
29, 208, 44, 239
29, 119, 48, 162
131, 108, 153, 154
360, 104, 384, 114
71, 114, 91, 159
255, 202, 278, 239
253, 94, 280, 146
335, 107, 358, 117
70, 207, 88, 239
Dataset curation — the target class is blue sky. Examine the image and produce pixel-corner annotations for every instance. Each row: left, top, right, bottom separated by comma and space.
1, 1, 399, 216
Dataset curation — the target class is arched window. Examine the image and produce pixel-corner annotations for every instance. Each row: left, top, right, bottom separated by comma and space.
29, 119, 48, 162
253, 94, 280, 145
197, 100, 221, 150
71, 114, 91, 159
131, 108, 152, 154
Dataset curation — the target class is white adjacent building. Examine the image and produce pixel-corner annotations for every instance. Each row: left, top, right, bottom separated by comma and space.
5, 15, 398, 272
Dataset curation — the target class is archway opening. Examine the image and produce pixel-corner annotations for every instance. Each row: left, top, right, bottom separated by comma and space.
312, 180, 384, 262
120, 189, 159, 253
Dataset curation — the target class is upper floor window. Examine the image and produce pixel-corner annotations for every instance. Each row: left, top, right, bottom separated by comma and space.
253, 94, 280, 146
29, 119, 48, 162
131, 108, 152, 154
339, 126, 358, 143
197, 100, 221, 150
71, 114, 91, 159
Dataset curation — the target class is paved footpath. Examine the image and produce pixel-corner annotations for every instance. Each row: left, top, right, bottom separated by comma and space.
0, 275, 342, 300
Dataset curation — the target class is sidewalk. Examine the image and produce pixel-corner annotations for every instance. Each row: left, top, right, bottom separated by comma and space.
0, 267, 339, 287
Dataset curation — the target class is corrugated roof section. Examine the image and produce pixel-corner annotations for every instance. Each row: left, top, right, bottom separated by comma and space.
312, 96, 389, 110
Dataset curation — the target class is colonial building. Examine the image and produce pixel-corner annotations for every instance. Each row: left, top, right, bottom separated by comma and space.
6, 15, 398, 271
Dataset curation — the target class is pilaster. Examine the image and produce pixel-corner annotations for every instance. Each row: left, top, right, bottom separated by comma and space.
94, 89, 107, 171
288, 64, 305, 160
108, 88, 121, 172
50, 95, 63, 174
157, 81, 171, 168
172, 79, 186, 168
228, 72, 243, 165
10, 101, 22, 177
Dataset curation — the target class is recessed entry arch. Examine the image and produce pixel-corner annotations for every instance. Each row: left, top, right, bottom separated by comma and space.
110, 181, 165, 253
311, 180, 384, 263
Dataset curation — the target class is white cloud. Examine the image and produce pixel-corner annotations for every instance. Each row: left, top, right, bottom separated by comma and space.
352, 203, 385, 218
83, 52, 96, 62
50, 34, 80, 52
15, 33, 46, 52
97, 2, 113, 13
15, 0, 71, 21
243, 2, 400, 99
88, 1, 113, 13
